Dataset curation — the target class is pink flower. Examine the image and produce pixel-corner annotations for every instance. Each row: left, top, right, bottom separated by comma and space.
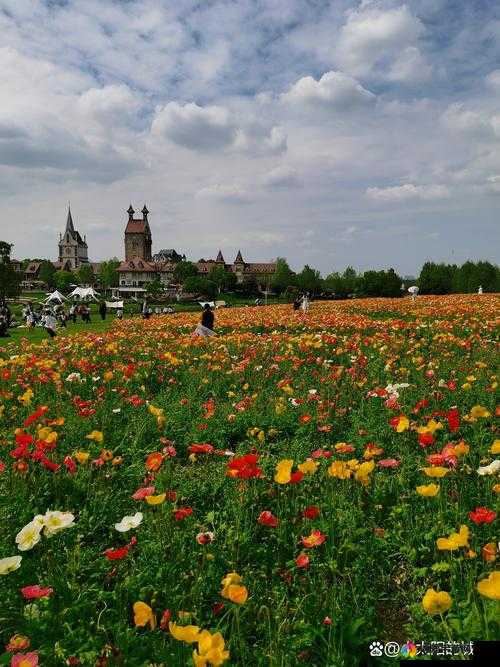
378, 458, 400, 468
384, 395, 401, 410
20, 585, 53, 600
131, 486, 155, 500
11, 652, 39, 666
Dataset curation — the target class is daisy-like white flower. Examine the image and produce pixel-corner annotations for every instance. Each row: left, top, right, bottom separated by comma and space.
15, 521, 43, 552
115, 512, 143, 533
0, 555, 22, 574
477, 460, 500, 476
42, 511, 76, 537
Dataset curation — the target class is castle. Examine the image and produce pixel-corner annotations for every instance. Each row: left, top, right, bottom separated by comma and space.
116, 204, 276, 295
57, 206, 89, 271
45, 205, 276, 295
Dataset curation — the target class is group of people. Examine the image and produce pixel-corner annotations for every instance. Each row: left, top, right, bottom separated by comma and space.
0, 301, 13, 337
141, 300, 175, 319
293, 293, 311, 313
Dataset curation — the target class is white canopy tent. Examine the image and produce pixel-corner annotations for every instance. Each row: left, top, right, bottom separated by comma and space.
408, 286, 419, 295
68, 286, 100, 301
105, 301, 124, 309
198, 301, 216, 309
44, 290, 67, 304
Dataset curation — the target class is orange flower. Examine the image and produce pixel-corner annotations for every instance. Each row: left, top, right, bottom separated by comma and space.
301, 529, 326, 548
145, 452, 163, 472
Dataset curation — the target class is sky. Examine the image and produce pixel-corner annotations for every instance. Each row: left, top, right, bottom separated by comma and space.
0, 0, 499, 275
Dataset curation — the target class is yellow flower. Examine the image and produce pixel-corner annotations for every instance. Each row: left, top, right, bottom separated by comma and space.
133, 601, 156, 629
327, 460, 352, 480
220, 572, 248, 604
298, 459, 318, 475
493, 483, 500, 494
436, 525, 469, 551
422, 588, 452, 615
416, 483, 440, 497
354, 459, 375, 486
103, 371, 114, 382
86, 430, 103, 444
193, 630, 230, 667
423, 467, 449, 478
477, 571, 500, 600
75, 451, 90, 464
453, 442, 469, 457
169, 622, 201, 644
145, 493, 166, 505
274, 459, 293, 484
0, 555, 22, 575
417, 419, 443, 435
101, 449, 113, 462
491, 440, 500, 455
470, 405, 491, 419
18, 388, 34, 405
396, 415, 410, 433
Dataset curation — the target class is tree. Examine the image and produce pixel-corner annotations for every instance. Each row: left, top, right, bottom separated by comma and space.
99, 259, 120, 290
183, 276, 217, 299
0, 241, 21, 299
145, 278, 164, 297
418, 262, 456, 294
38, 261, 56, 288
271, 257, 295, 294
359, 269, 402, 297
54, 270, 74, 292
295, 265, 322, 294
76, 264, 95, 285
174, 261, 198, 284
324, 266, 359, 298
208, 265, 237, 293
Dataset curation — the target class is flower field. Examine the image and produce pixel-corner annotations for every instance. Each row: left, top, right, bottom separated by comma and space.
0, 295, 499, 666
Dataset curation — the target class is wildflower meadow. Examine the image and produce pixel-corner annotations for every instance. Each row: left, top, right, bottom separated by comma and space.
0, 295, 499, 666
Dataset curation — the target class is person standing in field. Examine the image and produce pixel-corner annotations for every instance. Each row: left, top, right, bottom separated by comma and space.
42, 309, 57, 339
69, 303, 76, 323
99, 301, 107, 320
193, 303, 216, 337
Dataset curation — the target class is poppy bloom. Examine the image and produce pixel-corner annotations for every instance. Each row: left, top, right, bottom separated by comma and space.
6, 634, 30, 652
196, 531, 215, 544
173, 507, 193, 521
378, 458, 400, 468
301, 530, 326, 548
20, 585, 53, 599
159, 609, 172, 630
257, 511, 278, 527
104, 545, 130, 560
422, 589, 452, 616
289, 471, 304, 484
418, 432, 434, 447
145, 452, 163, 472
389, 415, 409, 433
133, 601, 156, 629
302, 506, 320, 520
188, 443, 214, 454
63, 456, 77, 474
227, 454, 262, 479
295, 553, 310, 568
468, 507, 497, 525
447, 407, 460, 432
11, 652, 39, 667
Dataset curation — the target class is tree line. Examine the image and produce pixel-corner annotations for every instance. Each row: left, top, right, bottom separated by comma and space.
1, 241, 498, 300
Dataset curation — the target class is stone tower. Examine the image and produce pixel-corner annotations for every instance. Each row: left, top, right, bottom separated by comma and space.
58, 206, 89, 270
124, 204, 152, 261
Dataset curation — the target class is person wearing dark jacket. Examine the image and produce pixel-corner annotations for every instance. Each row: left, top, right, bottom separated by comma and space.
99, 301, 107, 321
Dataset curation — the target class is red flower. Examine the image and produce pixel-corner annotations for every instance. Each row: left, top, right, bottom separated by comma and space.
426, 453, 445, 466
145, 452, 163, 472
227, 453, 262, 479
23, 405, 49, 428
289, 471, 304, 484
418, 431, 434, 447
212, 602, 225, 616
104, 546, 130, 560
257, 511, 279, 527
378, 458, 400, 468
322, 616, 333, 626
468, 507, 497, 526
301, 530, 326, 548
131, 486, 156, 500
188, 443, 214, 454
302, 506, 320, 520
63, 456, 77, 475
159, 609, 172, 630
299, 414, 312, 424
295, 553, 310, 568
447, 407, 460, 432
21, 585, 53, 599
311, 449, 332, 459
173, 507, 193, 521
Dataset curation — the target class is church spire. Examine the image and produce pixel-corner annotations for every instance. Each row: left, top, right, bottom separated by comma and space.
65, 205, 75, 234
216, 249, 225, 263
234, 249, 244, 263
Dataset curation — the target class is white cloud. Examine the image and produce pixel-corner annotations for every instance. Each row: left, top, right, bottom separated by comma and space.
336, 5, 425, 79
386, 46, 433, 82
282, 70, 375, 109
485, 69, 500, 91
196, 183, 250, 203
366, 184, 450, 202
260, 165, 299, 189
441, 103, 494, 138
151, 102, 237, 151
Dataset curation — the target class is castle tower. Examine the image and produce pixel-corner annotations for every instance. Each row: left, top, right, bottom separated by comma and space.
58, 206, 89, 270
124, 204, 152, 261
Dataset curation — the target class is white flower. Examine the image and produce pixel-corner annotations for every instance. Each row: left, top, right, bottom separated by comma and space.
112, 408, 121, 413
43, 511, 76, 537
65, 372, 82, 383
289, 398, 300, 406
0, 555, 22, 574
308, 389, 318, 395
16, 520, 43, 552
115, 512, 143, 533
477, 460, 500, 476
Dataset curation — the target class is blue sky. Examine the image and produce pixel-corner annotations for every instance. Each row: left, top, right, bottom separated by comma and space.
0, 0, 499, 274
